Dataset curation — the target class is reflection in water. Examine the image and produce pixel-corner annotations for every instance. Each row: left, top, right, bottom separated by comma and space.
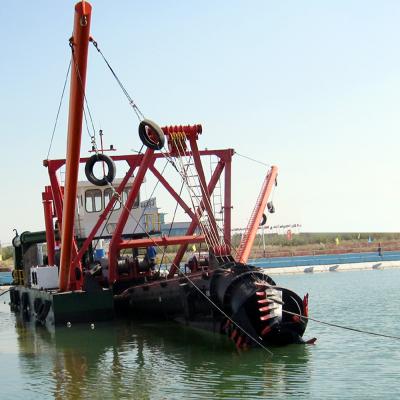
14, 318, 311, 399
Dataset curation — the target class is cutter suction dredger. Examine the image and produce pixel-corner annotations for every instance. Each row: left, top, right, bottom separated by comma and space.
115, 259, 309, 348
9, 0, 312, 348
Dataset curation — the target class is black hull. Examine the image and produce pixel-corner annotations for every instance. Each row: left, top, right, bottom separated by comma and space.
9, 286, 114, 328
115, 265, 308, 347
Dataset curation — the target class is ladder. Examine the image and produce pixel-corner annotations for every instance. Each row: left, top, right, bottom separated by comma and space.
236, 166, 278, 263
181, 160, 218, 248
210, 157, 224, 236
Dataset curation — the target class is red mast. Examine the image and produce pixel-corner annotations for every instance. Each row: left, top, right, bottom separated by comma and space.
59, 1, 92, 292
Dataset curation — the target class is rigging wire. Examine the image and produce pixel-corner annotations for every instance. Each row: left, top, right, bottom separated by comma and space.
159, 179, 186, 269
283, 310, 400, 341
90, 39, 145, 121
235, 151, 270, 168
46, 60, 72, 160
166, 138, 224, 253
92, 200, 119, 252
70, 47, 98, 143
130, 159, 170, 236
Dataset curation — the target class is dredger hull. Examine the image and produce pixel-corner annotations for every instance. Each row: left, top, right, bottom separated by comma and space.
115, 265, 308, 347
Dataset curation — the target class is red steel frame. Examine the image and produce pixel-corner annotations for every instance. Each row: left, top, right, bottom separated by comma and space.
43, 145, 233, 289
42, 187, 55, 266
41, 0, 271, 292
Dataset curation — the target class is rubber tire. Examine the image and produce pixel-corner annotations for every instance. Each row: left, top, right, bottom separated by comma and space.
85, 154, 116, 186
267, 201, 275, 214
260, 213, 267, 226
21, 292, 30, 320
138, 119, 165, 150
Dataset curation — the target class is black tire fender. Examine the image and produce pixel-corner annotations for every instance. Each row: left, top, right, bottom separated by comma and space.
138, 119, 165, 150
21, 292, 30, 320
260, 213, 267, 226
85, 154, 116, 186
33, 297, 43, 314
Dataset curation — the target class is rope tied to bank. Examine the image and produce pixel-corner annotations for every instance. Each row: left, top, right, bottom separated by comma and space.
283, 310, 400, 341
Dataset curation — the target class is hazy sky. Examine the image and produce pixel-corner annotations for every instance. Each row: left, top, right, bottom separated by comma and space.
1, 1, 400, 244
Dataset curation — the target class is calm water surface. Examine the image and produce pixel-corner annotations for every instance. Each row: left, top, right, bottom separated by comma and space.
1, 268, 399, 399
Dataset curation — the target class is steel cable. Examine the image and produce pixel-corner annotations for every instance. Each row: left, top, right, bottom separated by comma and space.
46, 60, 72, 160
283, 310, 400, 341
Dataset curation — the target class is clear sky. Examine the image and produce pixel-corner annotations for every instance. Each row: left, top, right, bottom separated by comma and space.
1, 1, 400, 244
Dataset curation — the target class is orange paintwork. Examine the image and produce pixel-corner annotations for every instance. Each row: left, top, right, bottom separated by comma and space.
236, 166, 278, 264
59, 1, 92, 292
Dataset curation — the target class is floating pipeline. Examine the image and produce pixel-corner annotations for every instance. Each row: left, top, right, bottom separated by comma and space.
250, 250, 400, 269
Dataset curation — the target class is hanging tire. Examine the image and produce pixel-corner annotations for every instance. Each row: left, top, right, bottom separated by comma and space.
138, 119, 165, 150
85, 154, 116, 186
260, 213, 267, 226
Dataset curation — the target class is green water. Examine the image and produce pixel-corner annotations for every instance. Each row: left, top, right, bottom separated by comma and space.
1, 269, 400, 399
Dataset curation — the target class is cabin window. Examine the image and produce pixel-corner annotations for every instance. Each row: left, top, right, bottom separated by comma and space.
122, 189, 140, 209
85, 189, 103, 213
104, 188, 121, 210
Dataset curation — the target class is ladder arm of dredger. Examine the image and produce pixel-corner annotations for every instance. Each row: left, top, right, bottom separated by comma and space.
236, 166, 278, 264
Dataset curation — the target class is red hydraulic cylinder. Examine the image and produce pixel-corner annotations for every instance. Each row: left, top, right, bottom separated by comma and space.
42, 187, 55, 266
59, 1, 92, 292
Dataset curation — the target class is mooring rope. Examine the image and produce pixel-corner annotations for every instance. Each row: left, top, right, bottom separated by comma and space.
283, 310, 400, 341
0, 289, 10, 297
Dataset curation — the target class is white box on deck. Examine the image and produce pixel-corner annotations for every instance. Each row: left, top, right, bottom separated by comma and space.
30, 266, 59, 289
